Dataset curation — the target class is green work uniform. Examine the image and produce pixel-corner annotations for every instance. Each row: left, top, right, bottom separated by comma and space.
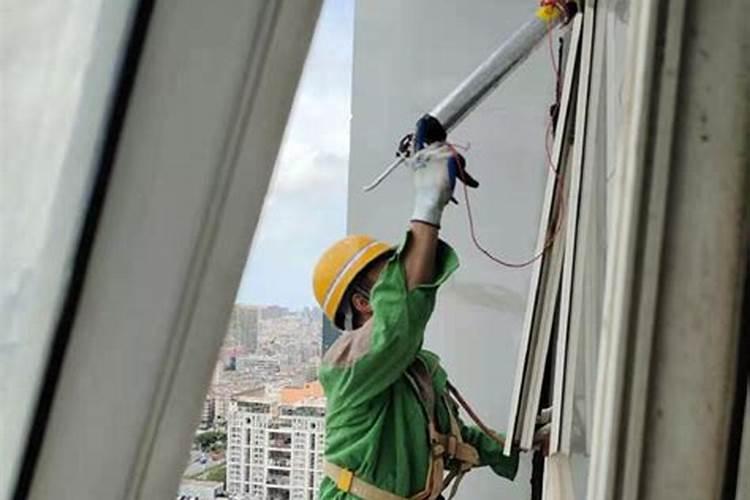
319, 232, 519, 499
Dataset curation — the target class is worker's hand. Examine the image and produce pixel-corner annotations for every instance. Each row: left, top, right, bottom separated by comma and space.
407, 115, 479, 227
533, 422, 551, 456
537, 407, 552, 426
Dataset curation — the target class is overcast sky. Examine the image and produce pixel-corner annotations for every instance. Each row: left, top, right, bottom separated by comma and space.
235, 0, 352, 309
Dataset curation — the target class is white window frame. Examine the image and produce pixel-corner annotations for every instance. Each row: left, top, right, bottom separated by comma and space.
588, 0, 748, 498
504, 14, 583, 455
552, 0, 607, 457
16, 1, 322, 499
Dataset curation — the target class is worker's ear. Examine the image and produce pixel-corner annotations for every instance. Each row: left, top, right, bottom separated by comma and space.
351, 292, 372, 315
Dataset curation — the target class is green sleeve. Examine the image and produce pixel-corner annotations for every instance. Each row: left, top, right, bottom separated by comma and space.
461, 425, 520, 480
319, 231, 458, 407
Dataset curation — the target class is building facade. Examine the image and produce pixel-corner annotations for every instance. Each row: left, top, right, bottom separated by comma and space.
320, 317, 340, 355
229, 305, 260, 352
200, 396, 216, 428
227, 384, 325, 500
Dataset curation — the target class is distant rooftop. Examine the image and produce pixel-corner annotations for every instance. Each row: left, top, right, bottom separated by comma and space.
232, 386, 267, 403
280, 381, 324, 406
232, 381, 325, 407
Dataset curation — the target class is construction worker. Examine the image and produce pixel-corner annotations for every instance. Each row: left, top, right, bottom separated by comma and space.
312, 117, 525, 499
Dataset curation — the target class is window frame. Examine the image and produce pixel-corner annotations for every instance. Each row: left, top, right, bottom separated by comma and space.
14, 1, 322, 498
504, 14, 583, 456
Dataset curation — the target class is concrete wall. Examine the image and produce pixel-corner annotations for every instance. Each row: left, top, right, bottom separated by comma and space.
348, 1, 558, 497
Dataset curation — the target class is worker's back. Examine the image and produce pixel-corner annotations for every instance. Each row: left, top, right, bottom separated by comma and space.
320, 350, 437, 498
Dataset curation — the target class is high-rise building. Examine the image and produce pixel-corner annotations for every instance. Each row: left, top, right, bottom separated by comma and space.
212, 386, 234, 425
200, 396, 216, 428
229, 305, 260, 352
320, 317, 340, 355
226, 383, 325, 500
260, 305, 290, 320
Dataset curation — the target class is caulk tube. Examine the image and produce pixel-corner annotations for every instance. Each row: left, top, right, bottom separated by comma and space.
364, 4, 570, 192
430, 6, 565, 130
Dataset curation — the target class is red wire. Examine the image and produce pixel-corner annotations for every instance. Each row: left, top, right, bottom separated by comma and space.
544, 116, 557, 174
449, 143, 566, 269
543, 13, 563, 175
448, 4, 567, 270
448, 382, 505, 447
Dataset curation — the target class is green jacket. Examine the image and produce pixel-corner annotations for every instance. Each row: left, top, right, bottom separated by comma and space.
319, 233, 519, 499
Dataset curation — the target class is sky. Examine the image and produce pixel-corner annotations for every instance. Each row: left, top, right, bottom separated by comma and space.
235, 0, 353, 309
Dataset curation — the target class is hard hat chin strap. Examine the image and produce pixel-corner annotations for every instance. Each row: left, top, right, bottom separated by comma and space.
344, 306, 354, 331
342, 287, 357, 331
352, 282, 371, 301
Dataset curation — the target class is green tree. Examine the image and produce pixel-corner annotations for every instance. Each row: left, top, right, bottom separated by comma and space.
194, 430, 226, 452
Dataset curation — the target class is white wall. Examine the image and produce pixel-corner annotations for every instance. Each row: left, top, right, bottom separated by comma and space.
348, 1, 557, 497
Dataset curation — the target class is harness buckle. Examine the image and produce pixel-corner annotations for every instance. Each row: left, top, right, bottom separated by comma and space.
336, 468, 354, 492
446, 436, 458, 459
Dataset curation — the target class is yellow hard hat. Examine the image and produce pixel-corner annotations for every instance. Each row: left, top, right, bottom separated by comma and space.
313, 235, 392, 327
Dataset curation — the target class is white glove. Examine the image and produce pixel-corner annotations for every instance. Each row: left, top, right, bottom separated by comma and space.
408, 143, 456, 227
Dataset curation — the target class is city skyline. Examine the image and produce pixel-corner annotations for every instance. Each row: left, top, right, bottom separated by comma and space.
181, 303, 326, 499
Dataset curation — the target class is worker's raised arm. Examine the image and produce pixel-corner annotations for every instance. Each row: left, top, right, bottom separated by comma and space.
318, 119, 479, 407
403, 115, 478, 290
403, 222, 438, 290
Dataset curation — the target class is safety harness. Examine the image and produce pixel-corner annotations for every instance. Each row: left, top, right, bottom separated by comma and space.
324, 359, 503, 500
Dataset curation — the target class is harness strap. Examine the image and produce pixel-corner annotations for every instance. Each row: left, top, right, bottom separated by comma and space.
324, 365, 487, 500
433, 434, 479, 464
404, 362, 480, 500
447, 381, 506, 448
324, 462, 408, 500
440, 393, 476, 500
446, 471, 467, 500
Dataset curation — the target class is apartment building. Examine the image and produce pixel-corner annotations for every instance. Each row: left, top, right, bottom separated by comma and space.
229, 305, 260, 352
227, 383, 325, 500
199, 396, 216, 428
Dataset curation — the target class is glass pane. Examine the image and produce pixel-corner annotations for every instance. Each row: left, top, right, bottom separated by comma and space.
178, 1, 351, 498
0, 2, 136, 496
568, 1, 631, 497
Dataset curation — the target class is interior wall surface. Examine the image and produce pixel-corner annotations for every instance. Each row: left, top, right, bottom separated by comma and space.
348, 1, 558, 497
